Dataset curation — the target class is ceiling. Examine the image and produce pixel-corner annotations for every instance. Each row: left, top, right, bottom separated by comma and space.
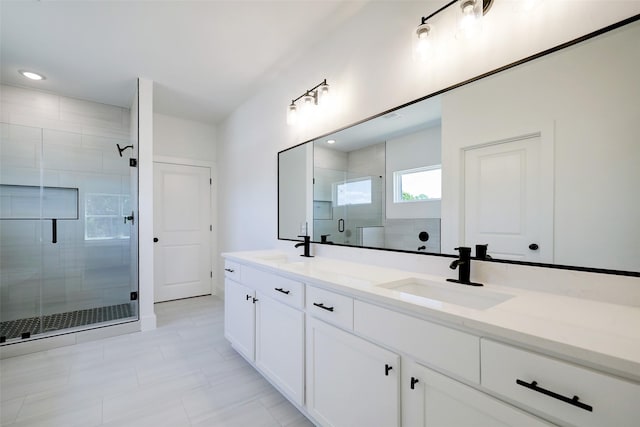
0, 0, 366, 124
318, 95, 442, 152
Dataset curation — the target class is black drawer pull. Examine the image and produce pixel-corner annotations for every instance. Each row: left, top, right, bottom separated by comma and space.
313, 302, 334, 312
224, 268, 235, 273
245, 294, 252, 301
385, 364, 393, 376
516, 379, 593, 412
274, 287, 290, 295
410, 377, 420, 390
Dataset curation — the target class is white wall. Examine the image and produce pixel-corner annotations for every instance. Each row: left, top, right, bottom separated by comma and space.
153, 113, 216, 162
217, 1, 640, 297
137, 78, 156, 331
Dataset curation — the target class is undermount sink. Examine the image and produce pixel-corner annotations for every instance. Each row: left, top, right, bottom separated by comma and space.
377, 278, 513, 310
255, 253, 308, 265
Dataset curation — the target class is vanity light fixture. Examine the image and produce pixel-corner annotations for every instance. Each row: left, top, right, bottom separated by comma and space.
414, 0, 494, 58
286, 79, 331, 126
19, 70, 46, 81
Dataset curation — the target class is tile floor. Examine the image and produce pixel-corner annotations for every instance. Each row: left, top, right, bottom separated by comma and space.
0, 296, 314, 427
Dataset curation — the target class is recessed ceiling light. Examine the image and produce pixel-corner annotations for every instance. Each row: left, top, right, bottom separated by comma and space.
19, 70, 46, 81
327, 139, 336, 144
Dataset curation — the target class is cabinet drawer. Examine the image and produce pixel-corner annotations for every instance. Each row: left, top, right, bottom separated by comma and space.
354, 301, 480, 383
224, 260, 241, 281
306, 286, 353, 330
243, 266, 304, 309
481, 339, 640, 427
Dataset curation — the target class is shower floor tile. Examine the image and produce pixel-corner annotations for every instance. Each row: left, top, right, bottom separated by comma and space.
0, 304, 133, 340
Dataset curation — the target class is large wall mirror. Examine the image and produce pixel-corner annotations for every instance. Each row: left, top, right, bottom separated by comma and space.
278, 17, 640, 275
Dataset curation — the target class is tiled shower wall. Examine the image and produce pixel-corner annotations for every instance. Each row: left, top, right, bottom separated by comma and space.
0, 85, 133, 321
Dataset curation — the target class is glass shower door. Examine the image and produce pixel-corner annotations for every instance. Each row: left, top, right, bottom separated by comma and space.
0, 123, 45, 341
0, 122, 138, 343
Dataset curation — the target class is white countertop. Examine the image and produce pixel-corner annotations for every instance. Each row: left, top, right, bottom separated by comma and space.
223, 250, 640, 382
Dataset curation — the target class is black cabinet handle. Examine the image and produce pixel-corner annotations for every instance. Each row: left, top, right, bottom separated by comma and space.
528, 243, 539, 251
225, 268, 235, 273
516, 379, 593, 412
385, 364, 393, 376
252, 297, 259, 304
245, 294, 252, 301
51, 219, 57, 244
410, 377, 420, 390
153, 237, 159, 243
313, 302, 334, 312
274, 287, 290, 295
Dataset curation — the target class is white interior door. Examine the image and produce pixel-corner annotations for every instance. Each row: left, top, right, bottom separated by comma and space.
153, 162, 211, 302
464, 135, 553, 262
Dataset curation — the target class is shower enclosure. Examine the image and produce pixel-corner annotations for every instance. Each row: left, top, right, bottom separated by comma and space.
0, 122, 138, 343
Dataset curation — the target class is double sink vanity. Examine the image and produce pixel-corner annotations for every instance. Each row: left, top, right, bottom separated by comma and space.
222, 250, 640, 427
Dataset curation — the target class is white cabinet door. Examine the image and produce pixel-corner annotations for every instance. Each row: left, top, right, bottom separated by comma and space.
255, 292, 305, 406
224, 278, 255, 361
306, 317, 400, 427
403, 361, 552, 427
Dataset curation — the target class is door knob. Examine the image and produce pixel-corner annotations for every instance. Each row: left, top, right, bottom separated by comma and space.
529, 243, 539, 250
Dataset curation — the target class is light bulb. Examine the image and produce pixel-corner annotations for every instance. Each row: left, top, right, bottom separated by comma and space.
286, 103, 298, 126
457, 0, 482, 39
301, 92, 315, 115
297, 92, 316, 125
303, 92, 315, 107
414, 23, 432, 62
317, 82, 330, 107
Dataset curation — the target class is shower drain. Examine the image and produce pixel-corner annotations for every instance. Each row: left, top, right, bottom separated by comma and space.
0, 304, 134, 341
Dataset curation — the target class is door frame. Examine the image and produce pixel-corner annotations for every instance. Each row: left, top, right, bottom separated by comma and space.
153, 155, 216, 298
455, 121, 555, 258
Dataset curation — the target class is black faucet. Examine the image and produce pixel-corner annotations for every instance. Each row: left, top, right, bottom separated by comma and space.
320, 234, 334, 244
475, 244, 492, 260
447, 247, 482, 286
295, 235, 313, 257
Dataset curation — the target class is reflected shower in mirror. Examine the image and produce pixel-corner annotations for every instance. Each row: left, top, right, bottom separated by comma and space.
278, 18, 640, 274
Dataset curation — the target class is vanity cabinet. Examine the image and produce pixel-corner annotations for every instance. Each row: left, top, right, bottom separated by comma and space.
255, 291, 304, 406
224, 278, 255, 361
224, 264, 305, 405
481, 339, 640, 427
403, 360, 552, 427
306, 316, 400, 427
353, 300, 480, 383
223, 254, 640, 427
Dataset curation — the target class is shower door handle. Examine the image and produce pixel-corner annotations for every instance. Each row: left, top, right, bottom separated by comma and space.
124, 211, 134, 225
338, 218, 345, 233
51, 219, 57, 244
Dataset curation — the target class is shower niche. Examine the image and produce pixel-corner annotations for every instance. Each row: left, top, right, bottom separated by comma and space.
0, 122, 139, 343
